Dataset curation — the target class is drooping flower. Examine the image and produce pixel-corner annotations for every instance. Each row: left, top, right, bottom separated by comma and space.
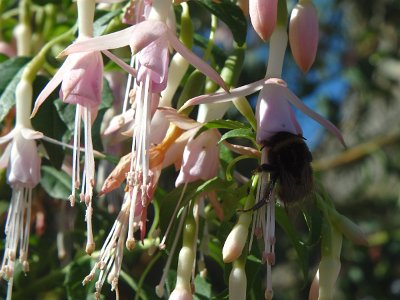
31, 49, 103, 255
31, 0, 105, 255
181, 77, 345, 147
0, 122, 42, 298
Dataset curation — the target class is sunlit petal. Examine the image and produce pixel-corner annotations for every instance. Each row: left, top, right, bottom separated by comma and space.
180, 77, 268, 111
60, 20, 169, 56
31, 61, 70, 117
166, 30, 228, 92
280, 84, 346, 147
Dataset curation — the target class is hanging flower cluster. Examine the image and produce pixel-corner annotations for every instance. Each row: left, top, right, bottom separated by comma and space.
0, 0, 369, 300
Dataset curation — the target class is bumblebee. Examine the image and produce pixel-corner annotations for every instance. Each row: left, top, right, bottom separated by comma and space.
246, 131, 313, 211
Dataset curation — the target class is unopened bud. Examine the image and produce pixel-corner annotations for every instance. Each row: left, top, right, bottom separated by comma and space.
289, 0, 319, 73
249, 0, 278, 41
229, 263, 247, 300
223, 214, 251, 263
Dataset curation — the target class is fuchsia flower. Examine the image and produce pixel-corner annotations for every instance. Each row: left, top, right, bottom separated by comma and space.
181, 77, 345, 147
0, 126, 42, 187
181, 75, 344, 299
31, 49, 103, 255
0, 124, 42, 295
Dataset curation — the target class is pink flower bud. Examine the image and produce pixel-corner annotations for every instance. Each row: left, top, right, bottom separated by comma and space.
249, 0, 278, 41
289, 0, 319, 73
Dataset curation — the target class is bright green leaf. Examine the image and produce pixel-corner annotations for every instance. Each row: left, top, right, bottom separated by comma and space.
195, 0, 247, 46
0, 57, 31, 122
40, 165, 71, 200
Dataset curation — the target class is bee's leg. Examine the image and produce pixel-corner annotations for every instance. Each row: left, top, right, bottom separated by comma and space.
238, 178, 276, 213
256, 163, 274, 173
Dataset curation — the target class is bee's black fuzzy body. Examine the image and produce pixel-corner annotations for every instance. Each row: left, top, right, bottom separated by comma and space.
262, 131, 313, 205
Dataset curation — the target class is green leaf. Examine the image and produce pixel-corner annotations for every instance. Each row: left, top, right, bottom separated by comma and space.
194, 275, 212, 300
91, 78, 114, 151
203, 119, 248, 130
219, 128, 256, 144
275, 206, 309, 281
93, 9, 122, 37
0, 57, 31, 122
40, 165, 71, 200
31, 75, 67, 169
195, 0, 247, 46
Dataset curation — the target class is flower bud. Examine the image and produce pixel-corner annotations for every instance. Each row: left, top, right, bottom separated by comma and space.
222, 213, 251, 263
229, 262, 247, 300
289, 0, 319, 73
249, 0, 278, 41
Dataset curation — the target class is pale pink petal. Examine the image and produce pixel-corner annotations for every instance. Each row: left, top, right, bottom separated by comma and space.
175, 129, 220, 186
256, 84, 302, 143
166, 30, 228, 92
157, 107, 201, 130
280, 84, 346, 147
103, 109, 135, 135
60, 20, 169, 56
162, 129, 195, 169
137, 38, 169, 92
8, 134, 41, 187
180, 77, 268, 111
31, 60, 71, 117
20, 127, 44, 140
102, 50, 137, 77
0, 143, 12, 168
0, 128, 16, 144
59, 52, 104, 109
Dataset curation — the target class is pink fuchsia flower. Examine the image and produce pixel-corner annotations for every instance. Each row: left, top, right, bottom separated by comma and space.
181, 77, 345, 147
59, 20, 227, 92
0, 125, 42, 187
289, 0, 319, 73
0, 124, 42, 293
32, 51, 103, 117
31, 49, 103, 255
249, 0, 278, 41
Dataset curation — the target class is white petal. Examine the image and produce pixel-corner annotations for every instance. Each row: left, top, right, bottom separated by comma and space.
0, 143, 12, 168
0, 128, 16, 144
